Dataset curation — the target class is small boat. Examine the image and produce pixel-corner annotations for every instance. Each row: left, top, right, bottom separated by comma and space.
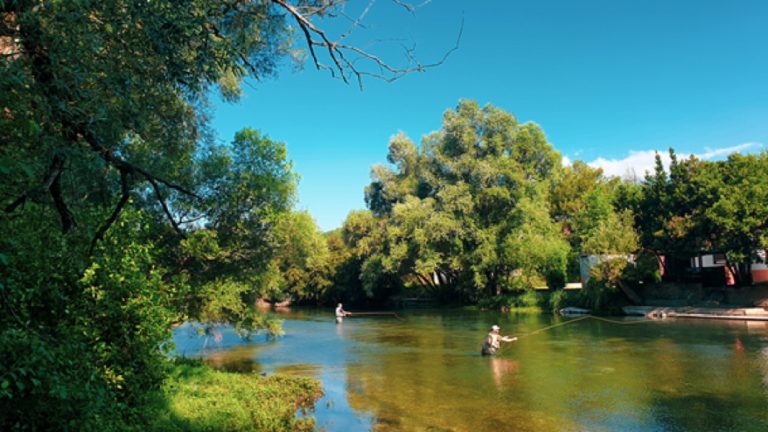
256, 298, 292, 309
273, 298, 292, 308
559, 307, 591, 315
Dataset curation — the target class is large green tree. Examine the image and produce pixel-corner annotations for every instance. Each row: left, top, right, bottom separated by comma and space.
363, 100, 567, 300
621, 149, 767, 287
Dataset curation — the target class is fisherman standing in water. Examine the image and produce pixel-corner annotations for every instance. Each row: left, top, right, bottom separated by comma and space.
481, 325, 518, 355
335, 303, 350, 324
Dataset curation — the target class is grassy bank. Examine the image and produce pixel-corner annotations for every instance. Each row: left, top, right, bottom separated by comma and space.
148, 360, 323, 432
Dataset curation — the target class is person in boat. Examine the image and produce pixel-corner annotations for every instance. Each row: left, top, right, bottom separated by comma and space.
481, 325, 517, 356
335, 303, 350, 324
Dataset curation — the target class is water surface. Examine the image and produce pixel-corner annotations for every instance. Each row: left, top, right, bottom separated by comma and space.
173, 309, 768, 431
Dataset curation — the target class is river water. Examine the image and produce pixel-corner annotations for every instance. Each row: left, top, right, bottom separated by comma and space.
172, 309, 768, 431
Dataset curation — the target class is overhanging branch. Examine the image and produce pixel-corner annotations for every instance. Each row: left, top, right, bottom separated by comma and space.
271, 0, 461, 89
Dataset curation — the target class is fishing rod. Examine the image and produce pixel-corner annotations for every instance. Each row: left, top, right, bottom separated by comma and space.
347, 311, 404, 320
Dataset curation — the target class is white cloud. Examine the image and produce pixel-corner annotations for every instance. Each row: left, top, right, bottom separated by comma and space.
586, 142, 764, 179
698, 142, 762, 159
561, 155, 571, 167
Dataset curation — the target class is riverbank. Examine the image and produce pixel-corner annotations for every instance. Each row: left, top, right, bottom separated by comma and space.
148, 360, 322, 431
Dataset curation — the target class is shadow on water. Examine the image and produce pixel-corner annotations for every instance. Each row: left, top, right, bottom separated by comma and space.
651, 393, 763, 432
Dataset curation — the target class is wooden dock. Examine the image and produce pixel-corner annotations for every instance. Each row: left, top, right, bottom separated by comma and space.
623, 306, 768, 321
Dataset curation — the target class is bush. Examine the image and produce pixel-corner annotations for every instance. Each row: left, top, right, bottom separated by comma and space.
578, 278, 629, 313
0, 209, 176, 431
548, 289, 569, 314
477, 289, 544, 312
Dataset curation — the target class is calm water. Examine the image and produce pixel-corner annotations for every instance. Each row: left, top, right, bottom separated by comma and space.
173, 309, 768, 431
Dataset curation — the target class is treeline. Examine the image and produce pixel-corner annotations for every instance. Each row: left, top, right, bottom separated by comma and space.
277, 100, 768, 310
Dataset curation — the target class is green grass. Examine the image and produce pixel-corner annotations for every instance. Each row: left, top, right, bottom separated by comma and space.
148, 360, 323, 432
503, 306, 544, 314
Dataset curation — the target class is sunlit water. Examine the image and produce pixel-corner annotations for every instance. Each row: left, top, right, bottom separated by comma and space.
173, 309, 768, 431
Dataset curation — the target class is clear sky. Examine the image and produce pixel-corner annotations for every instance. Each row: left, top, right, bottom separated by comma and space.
211, 0, 768, 232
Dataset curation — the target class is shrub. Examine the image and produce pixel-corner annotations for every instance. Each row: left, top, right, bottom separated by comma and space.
548, 289, 569, 314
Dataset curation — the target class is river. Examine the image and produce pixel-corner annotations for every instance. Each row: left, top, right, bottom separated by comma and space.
172, 308, 768, 431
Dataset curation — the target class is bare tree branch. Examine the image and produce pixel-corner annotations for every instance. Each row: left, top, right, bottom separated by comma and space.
338, 0, 375, 42
270, 0, 462, 89
178, 214, 206, 225
89, 169, 131, 255
391, 0, 415, 13
5, 155, 75, 233
146, 175, 183, 236
272, 0, 346, 80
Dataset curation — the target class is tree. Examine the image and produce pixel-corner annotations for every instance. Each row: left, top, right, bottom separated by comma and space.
268, 210, 331, 303
704, 152, 768, 285
361, 100, 566, 300
549, 161, 639, 283
629, 150, 711, 279
166, 128, 298, 330
628, 149, 768, 285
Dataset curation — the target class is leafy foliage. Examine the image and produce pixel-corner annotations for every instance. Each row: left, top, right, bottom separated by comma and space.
627, 149, 768, 285
0, 2, 311, 429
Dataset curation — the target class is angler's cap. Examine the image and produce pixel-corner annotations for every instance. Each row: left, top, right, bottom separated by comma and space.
491, 325, 500, 331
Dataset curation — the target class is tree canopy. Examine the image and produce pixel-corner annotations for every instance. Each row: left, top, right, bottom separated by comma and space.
360, 100, 567, 300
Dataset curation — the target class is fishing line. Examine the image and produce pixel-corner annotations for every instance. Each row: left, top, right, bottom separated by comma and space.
518, 315, 592, 337
516, 314, 663, 338
347, 311, 405, 320
493, 315, 664, 355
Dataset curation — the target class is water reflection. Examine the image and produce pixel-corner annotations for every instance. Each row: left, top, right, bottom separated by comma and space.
205, 345, 262, 374
489, 357, 519, 389
172, 311, 768, 432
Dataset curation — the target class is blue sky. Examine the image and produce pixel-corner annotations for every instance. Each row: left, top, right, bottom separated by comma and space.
211, 0, 768, 232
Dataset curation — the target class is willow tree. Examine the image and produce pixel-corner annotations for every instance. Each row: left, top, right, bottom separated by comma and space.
363, 100, 567, 300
